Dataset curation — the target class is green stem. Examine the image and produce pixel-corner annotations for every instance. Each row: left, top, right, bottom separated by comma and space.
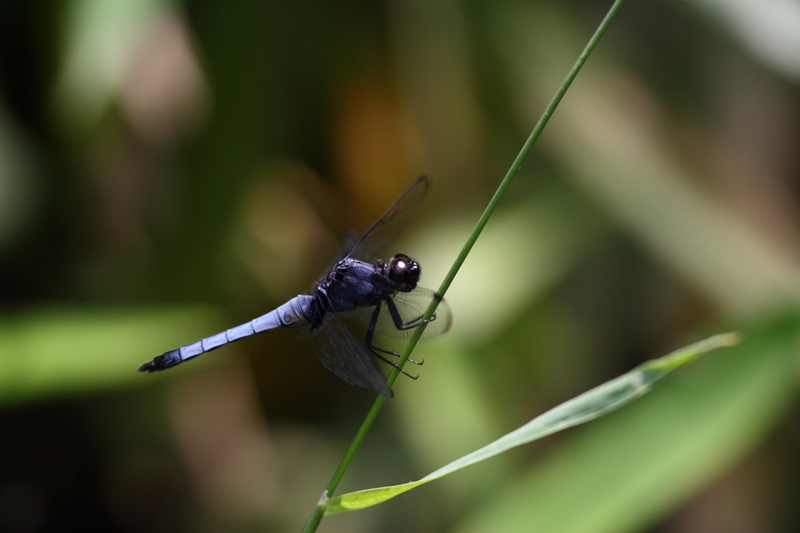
302, 0, 626, 530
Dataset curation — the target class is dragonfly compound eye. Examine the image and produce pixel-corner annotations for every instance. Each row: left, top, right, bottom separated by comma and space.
389, 254, 420, 285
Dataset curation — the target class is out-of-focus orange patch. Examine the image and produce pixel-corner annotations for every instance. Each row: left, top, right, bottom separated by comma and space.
332, 75, 414, 227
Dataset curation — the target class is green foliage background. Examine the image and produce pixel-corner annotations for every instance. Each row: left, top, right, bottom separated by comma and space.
1, 0, 799, 532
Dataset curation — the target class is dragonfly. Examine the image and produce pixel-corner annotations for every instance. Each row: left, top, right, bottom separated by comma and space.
138, 176, 452, 396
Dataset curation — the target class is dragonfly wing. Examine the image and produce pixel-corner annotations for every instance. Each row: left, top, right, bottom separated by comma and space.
348, 288, 452, 341
344, 176, 430, 262
331, 230, 358, 265
309, 312, 392, 397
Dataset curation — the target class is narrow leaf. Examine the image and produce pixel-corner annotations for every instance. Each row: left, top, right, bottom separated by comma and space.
0, 306, 225, 404
323, 333, 739, 514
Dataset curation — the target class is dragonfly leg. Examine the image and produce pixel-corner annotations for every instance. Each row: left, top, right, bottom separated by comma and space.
385, 298, 436, 331
369, 342, 424, 365
365, 304, 423, 366
372, 351, 419, 379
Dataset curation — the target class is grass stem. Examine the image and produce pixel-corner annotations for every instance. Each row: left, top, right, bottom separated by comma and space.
302, 0, 627, 529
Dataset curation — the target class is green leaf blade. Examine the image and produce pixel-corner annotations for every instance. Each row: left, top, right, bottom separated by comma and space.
452, 317, 794, 533
322, 481, 425, 514
323, 333, 739, 514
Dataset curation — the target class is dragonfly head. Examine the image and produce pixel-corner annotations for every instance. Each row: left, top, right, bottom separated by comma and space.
388, 253, 420, 287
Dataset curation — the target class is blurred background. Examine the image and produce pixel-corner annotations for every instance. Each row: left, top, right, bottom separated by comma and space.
1, 0, 800, 531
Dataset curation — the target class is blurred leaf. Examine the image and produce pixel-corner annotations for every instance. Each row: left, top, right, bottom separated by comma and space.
0, 106, 40, 248
690, 0, 800, 81
52, 0, 174, 133
323, 333, 738, 514
494, 1, 800, 316
451, 311, 800, 533
0, 306, 225, 405
412, 182, 611, 343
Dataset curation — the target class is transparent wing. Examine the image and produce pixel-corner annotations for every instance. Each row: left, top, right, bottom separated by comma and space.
331, 230, 358, 265
344, 176, 430, 262
347, 288, 452, 341
309, 312, 392, 397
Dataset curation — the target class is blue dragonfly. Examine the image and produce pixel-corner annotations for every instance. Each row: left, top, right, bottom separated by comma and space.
139, 176, 452, 396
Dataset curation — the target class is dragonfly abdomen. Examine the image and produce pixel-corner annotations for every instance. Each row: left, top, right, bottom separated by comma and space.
138, 295, 314, 372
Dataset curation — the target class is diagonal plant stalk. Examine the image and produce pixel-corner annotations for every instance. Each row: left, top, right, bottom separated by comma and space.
302, 0, 627, 530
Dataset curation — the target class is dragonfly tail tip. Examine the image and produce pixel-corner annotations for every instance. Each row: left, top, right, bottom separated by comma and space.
138, 361, 157, 373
